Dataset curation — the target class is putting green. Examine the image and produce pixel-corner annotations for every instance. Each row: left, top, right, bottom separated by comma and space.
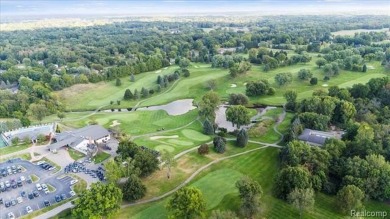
154, 145, 175, 153
166, 139, 194, 146
181, 129, 210, 141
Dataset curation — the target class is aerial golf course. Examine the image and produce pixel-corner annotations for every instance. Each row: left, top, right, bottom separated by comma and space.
43, 51, 390, 218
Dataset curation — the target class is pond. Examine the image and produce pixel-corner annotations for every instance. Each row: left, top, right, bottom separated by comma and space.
215, 105, 276, 132
137, 99, 196, 116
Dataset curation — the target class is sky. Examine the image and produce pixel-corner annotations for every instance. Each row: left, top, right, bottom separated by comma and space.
1, 0, 389, 19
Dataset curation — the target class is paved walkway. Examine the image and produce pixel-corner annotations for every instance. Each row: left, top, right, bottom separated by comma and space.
34, 201, 74, 219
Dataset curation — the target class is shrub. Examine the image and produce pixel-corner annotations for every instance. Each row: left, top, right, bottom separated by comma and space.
198, 144, 209, 155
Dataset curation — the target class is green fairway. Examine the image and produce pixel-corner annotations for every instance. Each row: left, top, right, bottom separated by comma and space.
119, 147, 390, 219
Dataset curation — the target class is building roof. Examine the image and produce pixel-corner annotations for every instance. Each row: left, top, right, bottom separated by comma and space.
298, 128, 343, 146
48, 125, 109, 151
3, 124, 55, 143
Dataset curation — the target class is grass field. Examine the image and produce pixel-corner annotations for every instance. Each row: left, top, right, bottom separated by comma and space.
67, 148, 85, 161
118, 147, 390, 219
93, 151, 111, 163
55, 55, 386, 112
0, 143, 30, 155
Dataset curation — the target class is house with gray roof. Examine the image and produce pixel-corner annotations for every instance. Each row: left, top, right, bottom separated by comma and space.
298, 128, 344, 146
48, 125, 110, 155
2, 123, 55, 145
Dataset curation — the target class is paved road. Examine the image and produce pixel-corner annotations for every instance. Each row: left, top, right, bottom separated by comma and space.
34, 201, 74, 219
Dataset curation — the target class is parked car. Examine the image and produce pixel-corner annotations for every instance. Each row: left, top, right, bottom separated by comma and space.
17, 197, 23, 204
26, 205, 33, 213
44, 200, 51, 207
61, 193, 67, 200
69, 190, 76, 197
36, 183, 42, 191
70, 179, 78, 185
55, 195, 61, 202
7, 212, 15, 219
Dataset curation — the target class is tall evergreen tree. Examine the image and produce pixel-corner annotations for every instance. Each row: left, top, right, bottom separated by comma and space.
130, 73, 135, 82
124, 89, 133, 100
203, 119, 214, 135
236, 129, 249, 147
141, 87, 149, 98
134, 89, 140, 100
157, 75, 162, 84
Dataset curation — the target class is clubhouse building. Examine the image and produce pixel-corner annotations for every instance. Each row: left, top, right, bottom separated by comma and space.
48, 125, 110, 155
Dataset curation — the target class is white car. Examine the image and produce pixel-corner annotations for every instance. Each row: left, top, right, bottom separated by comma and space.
69, 190, 76, 197
36, 183, 42, 191
26, 206, 33, 213
70, 179, 78, 185
20, 176, 26, 181
17, 196, 23, 203
7, 212, 15, 219
41, 184, 48, 189
36, 161, 45, 165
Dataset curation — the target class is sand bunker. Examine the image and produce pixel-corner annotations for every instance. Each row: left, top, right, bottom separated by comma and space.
367, 65, 375, 70
244, 83, 247, 85
230, 84, 237, 88
150, 135, 179, 140
155, 70, 162, 74
322, 84, 329, 87
110, 120, 121, 127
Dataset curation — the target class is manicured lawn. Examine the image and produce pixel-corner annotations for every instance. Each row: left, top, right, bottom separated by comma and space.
93, 151, 111, 163
0, 143, 30, 156
120, 147, 390, 219
67, 148, 85, 161
44, 108, 199, 136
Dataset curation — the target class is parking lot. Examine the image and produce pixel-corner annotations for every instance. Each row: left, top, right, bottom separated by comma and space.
0, 159, 75, 219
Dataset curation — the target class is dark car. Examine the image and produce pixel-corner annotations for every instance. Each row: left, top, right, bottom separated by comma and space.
33, 190, 39, 197
61, 193, 67, 200
11, 199, 17, 206
44, 200, 51, 207
17, 180, 22, 187
5, 201, 11, 207
28, 193, 34, 200
55, 195, 61, 202
0, 198, 3, 204
21, 191, 26, 197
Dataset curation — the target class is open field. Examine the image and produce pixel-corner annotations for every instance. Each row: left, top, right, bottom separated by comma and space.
93, 151, 111, 163
331, 28, 390, 36
56, 56, 387, 112
118, 147, 390, 219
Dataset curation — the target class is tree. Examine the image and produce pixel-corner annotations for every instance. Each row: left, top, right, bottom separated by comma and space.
315, 58, 327, 68
362, 64, 367, 72
275, 72, 293, 86
104, 159, 124, 184
157, 75, 162, 84
198, 144, 209, 155
336, 185, 365, 214
297, 69, 313, 80
166, 187, 206, 219
130, 73, 135, 82
275, 166, 312, 200
228, 93, 249, 105
141, 87, 149, 98
28, 103, 49, 121
57, 112, 65, 121
310, 77, 318, 85
226, 105, 250, 129
161, 150, 176, 179
203, 119, 214, 135
182, 68, 190, 77
123, 89, 133, 100
115, 78, 122, 86
122, 174, 146, 202
205, 79, 217, 90
284, 90, 298, 111
236, 176, 263, 219
72, 182, 122, 219
213, 136, 226, 153
246, 80, 270, 97
134, 89, 140, 100
198, 91, 220, 120
236, 129, 249, 147
179, 57, 190, 69
287, 188, 315, 219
